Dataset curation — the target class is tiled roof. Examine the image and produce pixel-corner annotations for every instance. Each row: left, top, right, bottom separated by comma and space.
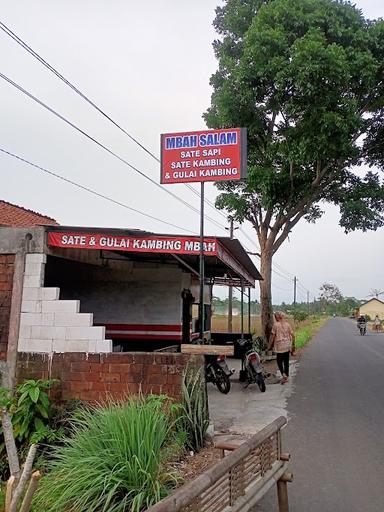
0, 200, 59, 227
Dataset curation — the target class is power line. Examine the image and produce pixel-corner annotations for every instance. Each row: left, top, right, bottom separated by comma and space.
0, 20, 229, 224
0, 147, 197, 234
0, 70, 226, 232
0, 20, 160, 162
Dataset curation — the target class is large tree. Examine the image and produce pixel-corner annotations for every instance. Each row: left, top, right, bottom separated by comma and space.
204, 0, 384, 337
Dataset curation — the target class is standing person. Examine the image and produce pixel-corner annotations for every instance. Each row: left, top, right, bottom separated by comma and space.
267, 311, 295, 384
374, 314, 381, 333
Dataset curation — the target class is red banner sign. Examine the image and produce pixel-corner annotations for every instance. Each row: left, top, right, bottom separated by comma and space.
48, 232, 218, 256
160, 128, 247, 184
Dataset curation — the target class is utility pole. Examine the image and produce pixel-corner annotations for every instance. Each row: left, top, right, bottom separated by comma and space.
293, 276, 297, 308
227, 217, 236, 333
307, 290, 310, 315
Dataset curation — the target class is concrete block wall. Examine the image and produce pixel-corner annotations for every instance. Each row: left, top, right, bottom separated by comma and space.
0, 254, 15, 360
19, 254, 112, 353
16, 352, 204, 402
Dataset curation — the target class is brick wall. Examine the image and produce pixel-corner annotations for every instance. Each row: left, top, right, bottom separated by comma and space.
16, 352, 203, 402
0, 254, 15, 360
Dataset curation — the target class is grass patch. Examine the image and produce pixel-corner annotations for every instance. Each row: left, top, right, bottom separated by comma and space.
295, 316, 329, 350
34, 395, 184, 512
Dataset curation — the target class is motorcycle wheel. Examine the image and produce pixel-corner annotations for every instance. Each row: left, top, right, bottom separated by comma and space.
215, 368, 231, 394
257, 374, 266, 393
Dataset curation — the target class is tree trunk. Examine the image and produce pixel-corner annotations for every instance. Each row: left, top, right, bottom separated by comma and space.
259, 251, 274, 339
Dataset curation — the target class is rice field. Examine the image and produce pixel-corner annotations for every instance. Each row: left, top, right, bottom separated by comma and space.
211, 315, 262, 335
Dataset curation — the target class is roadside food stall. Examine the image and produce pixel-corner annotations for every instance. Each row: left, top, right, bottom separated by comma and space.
42, 225, 261, 352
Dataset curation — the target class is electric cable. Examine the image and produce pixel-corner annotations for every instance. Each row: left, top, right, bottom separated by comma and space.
0, 20, 229, 225
0, 71, 226, 231
0, 147, 197, 234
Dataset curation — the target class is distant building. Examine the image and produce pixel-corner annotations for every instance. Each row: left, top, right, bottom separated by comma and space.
0, 200, 58, 227
359, 298, 384, 320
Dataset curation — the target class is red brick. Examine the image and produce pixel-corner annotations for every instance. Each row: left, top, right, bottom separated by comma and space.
80, 390, 102, 401
100, 372, 120, 383
148, 364, 162, 374
108, 363, 131, 373
70, 381, 91, 392
126, 384, 140, 395
90, 381, 109, 392
130, 364, 143, 375
86, 371, 102, 383
147, 374, 167, 385
167, 374, 182, 385
0, 283, 12, 291
70, 362, 91, 373
104, 353, 134, 364
108, 383, 127, 393
90, 363, 102, 372
68, 372, 89, 382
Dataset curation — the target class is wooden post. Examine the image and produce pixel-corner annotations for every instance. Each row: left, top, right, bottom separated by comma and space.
277, 479, 289, 512
277, 473, 293, 512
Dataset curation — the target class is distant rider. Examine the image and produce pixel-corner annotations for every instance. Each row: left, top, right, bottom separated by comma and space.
357, 314, 366, 325
357, 314, 366, 334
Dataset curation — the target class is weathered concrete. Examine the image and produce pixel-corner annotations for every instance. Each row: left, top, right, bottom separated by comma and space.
208, 358, 297, 435
0, 227, 45, 254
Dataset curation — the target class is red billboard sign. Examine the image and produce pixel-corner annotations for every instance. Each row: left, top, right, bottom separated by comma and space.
160, 128, 247, 184
48, 232, 218, 256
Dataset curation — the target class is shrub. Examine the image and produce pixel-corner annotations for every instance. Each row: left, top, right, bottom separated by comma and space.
292, 310, 308, 323
181, 366, 209, 452
35, 395, 181, 512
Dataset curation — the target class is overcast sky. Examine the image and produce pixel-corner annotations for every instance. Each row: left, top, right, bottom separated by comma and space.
1, 0, 383, 305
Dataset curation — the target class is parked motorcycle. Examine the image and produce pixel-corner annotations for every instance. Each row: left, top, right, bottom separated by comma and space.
205, 354, 234, 394
235, 338, 266, 392
357, 322, 367, 335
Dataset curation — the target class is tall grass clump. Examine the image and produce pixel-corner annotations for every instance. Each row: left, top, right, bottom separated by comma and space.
181, 365, 209, 452
34, 395, 181, 512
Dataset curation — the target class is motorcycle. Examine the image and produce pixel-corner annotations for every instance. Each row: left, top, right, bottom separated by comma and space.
205, 353, 234, 394
236, 338, 266, 392
357, 322, 367, 336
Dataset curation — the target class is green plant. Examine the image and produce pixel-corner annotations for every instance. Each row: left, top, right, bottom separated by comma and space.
205, 0, 384, 337
35, 395, 181, 512
10, 379, 58, 444
292, 310, 309, 323
181, 366, 209, 452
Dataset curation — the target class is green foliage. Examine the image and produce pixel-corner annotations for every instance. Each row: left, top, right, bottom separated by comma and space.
181, 366, 209, 452
212, 296, 261, 315
9, 379, 58, 445
35, 396, 182, 512
295, 316, 327, 349
205, 0, 384, 334
292, 310, 308, 323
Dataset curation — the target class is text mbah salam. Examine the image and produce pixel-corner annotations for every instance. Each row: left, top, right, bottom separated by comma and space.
165, 131, 237, 150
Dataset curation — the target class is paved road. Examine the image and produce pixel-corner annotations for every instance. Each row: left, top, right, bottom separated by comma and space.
256, 317, 384, 512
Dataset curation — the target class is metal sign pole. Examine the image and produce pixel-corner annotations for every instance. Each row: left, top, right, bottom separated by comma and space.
199, 181, 205, 340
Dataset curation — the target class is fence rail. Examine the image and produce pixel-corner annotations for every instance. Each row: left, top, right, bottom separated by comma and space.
147, 416, 292, 512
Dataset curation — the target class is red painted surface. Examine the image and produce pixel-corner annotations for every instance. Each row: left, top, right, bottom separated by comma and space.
160, 128, 246, 184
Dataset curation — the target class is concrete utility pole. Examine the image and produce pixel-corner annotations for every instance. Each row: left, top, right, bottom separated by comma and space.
293, 276, 297, 308
227, 217, 236, 333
